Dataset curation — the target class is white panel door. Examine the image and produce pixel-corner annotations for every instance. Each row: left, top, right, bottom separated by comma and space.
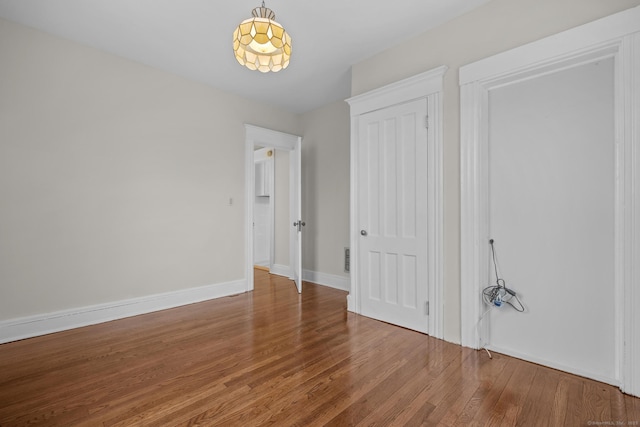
291, 137, 303, 293
358, 98, 429, 333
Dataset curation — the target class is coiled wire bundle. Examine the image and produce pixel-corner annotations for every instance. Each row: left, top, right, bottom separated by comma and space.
482, 239, 525, 312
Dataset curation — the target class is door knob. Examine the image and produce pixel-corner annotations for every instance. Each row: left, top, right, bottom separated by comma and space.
361, 230, 367, 236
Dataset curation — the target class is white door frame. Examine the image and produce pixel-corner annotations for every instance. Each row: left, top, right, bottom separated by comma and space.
346, 66, 447, 339
459, 6, 640, 396
244, 124, 302, 292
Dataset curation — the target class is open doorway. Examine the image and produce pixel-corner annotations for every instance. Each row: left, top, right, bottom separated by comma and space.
253, 147, 274, 270
252, 147, 291, 276
245, 125, 303, 293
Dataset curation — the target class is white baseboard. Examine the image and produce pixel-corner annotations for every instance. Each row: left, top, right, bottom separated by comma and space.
487, 345, 619, 387
269, 264, 291, 278
265, 266, 350, 292
346, 294, 355, 312
303, 270, 350, 292
0, 279, 247, 344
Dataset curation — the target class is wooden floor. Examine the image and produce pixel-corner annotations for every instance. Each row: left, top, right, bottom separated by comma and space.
0, 270, 638, 426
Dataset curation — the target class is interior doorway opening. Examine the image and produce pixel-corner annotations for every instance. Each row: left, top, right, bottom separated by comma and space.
244, 125, 303, 293
253, 147, 274, 271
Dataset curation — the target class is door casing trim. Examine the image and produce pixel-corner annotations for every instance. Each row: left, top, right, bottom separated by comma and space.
346, 66, 447, 340
459, 6, 640, 396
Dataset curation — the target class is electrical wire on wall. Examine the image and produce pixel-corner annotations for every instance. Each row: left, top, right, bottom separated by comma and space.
478, 238, 526, 358
483, 239, 525, 312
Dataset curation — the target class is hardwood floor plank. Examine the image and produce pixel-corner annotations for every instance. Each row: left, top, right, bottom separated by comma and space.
353, 342, 462, 426
483, 357, 537, 426
465, 357, 517, 426
435, 352, 495, 426
444, 352, 510, 426
610, 384, 628, 422
563, 375, 588, 426
627, 394, 640, 424
549, 376, 573, 426
0, 269, 638, 426
515, 366, 560, 427
323, 344, 430, 425
582, 378, 613, 425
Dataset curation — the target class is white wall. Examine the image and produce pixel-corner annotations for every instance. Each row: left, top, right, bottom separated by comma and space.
273, 149, 290, 267
350, 0, 640, 343
488, 59, 616, 382
0, 18, 299, 321
300, 101, 350, 278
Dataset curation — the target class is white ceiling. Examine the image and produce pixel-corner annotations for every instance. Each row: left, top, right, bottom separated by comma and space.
0, 0, 489, 113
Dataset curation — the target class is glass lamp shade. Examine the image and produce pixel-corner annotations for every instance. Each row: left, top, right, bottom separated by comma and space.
233, 6, 291, 73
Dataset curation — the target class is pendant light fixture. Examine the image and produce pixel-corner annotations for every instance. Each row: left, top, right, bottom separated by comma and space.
233, 1, 292, 73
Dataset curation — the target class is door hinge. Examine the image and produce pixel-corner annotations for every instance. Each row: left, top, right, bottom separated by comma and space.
425, 301, 430, 316
424, 115, 429, 129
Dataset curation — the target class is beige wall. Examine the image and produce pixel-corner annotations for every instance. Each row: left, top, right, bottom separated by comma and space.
351, 0, 640, 343
5, 0, 635, 340
0, 18, 299, 320
300, 101, 350, 277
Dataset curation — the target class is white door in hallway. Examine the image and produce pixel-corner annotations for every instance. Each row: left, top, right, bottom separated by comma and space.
291, 136, 303, 293
357, 98, 429, 333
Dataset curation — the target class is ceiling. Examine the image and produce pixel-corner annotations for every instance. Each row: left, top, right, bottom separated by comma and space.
0, 0, 489, 113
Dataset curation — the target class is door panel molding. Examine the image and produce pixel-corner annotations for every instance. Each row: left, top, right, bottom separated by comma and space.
346, 66, 447, 339
357, 98, 429, 332
459, 6, 640, 396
